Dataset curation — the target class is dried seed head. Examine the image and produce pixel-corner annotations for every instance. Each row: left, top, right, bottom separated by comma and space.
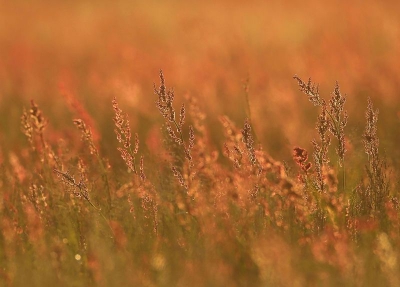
316, 104, 330, 145
241, 119, 257, 166
29, 100, 47, 133
188, 126, 195, 150
123, 117, 132, 149
53, 169, 90, 200
179, 103, 186, 129
73, 119, 98, 156
112, 97, 123, 129
330, 82, 346, 115
133, 133, 139, 154
165, 123, 182, 145
140, 156, 146, 182
156, 70, 167, 103
21, 101, 48, 147
155, 71, 176, 123
21, 108, 33, 144
328, 82, 347, 166
171, 166, 188, 189
293, 75, 324, 106
364, 97, 379, 153
118, 148, 136, 173
234, 146, 243, 157
113, 97, 138, 174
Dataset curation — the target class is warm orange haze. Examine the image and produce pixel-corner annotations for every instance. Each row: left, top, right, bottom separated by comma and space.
1, 1, 400, 286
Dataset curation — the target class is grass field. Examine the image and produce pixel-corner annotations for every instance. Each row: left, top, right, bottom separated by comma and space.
1, 1, 400, 286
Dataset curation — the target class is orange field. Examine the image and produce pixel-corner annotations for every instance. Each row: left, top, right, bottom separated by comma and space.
1, 1, 400, 286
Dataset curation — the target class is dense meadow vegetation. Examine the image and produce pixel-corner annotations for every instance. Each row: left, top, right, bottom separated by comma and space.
1, 1, 400, 286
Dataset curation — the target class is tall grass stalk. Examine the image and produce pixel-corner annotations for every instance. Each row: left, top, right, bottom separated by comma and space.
293, 76, 348, 195
53, 168, 115, 239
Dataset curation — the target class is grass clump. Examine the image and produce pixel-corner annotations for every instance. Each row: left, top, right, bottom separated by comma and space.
0, 72, 399, 287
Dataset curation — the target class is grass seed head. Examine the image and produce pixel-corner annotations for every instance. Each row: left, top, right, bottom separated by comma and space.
113, 97, 139, 174
293, 75, 324, 106
73, 119, 99, 156
241, 118, 257, 167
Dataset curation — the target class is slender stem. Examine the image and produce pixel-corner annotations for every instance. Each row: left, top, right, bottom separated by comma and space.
342, 160, 346, 194
95, 154, 112, 213
54, 169, 115, 239
82, 190, 115, 240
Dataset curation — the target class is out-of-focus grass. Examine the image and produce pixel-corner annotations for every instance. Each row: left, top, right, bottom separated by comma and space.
1, 1, 400, 286
1, 0, 399, 165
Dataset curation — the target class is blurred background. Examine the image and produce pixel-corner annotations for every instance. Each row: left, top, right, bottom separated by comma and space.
1, 0, 399, 166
